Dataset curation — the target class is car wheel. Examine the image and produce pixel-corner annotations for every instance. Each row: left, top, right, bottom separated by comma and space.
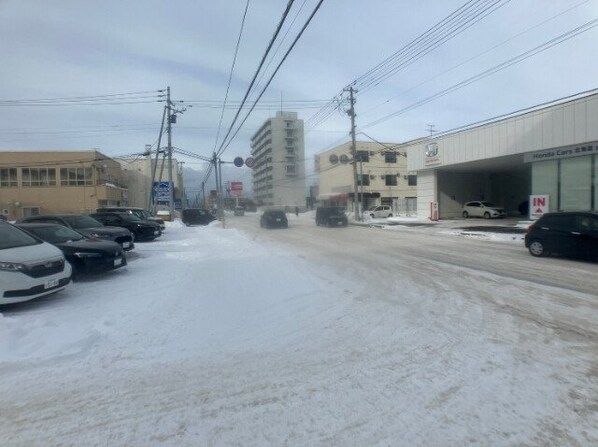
483, 212, 491, 219
528, 240, 546, 257
462, 211, 469, 218
370, 213, 375, 218
388, 213, 393, 217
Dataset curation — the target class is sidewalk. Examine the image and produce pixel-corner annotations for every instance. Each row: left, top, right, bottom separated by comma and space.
352, 216, 530, 234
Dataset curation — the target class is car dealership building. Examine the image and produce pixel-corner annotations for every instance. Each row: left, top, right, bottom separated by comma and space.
407, 91, 598, 220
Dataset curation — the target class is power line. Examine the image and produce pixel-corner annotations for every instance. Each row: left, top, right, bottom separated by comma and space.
218, 0, 326, 157
213, 0, 251, 153
305, 0, 510, 131
360, 18, 598, 130
359, 0, 590, 119
217, 0, 296, 155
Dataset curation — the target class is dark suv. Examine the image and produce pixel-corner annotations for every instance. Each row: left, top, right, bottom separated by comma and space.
96, 206, 165, 231
316, 206, 348, 227
90, 212, 162, 241
260, 209, 288, 229
525, 211, 598, 259
182, 208, 216, 226
17, 214, 134, 251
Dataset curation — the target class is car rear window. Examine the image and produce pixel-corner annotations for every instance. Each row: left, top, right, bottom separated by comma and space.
64, 215, 104, 229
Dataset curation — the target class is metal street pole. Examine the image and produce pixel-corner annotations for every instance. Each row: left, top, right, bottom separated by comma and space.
167, 86, 175, 219
346, 86, 359, 221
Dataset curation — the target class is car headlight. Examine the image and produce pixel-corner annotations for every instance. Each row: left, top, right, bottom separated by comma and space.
73, 252, 103, 258
0, 261, 26, 272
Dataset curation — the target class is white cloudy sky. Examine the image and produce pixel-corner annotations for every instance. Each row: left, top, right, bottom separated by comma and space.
1, 0, 597, 177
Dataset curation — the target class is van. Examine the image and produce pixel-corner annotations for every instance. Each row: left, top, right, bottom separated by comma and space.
0, 221, 72, 304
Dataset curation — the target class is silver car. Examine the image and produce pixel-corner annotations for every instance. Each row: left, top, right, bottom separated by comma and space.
366, 205, 393, 218
462, 201, 506, 219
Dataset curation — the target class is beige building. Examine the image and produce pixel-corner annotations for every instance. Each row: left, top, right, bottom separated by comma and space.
315, 141, 418, 215
0, 150, 187, 220
0, 150, 127, 219
116, 155, 185, 210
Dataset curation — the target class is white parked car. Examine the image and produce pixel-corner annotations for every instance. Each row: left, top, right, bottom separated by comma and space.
0, 221, 72, 305
367, 205, 393, 218
462, 201, 506, 219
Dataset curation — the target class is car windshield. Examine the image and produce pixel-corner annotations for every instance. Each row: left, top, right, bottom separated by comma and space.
63, 215, 104, 229
27, 225, 85, 243
0, 223, 41, 249
480, 201, 498, 207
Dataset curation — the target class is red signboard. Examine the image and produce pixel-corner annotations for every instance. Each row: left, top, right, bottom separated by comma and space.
231, 182, 243, 196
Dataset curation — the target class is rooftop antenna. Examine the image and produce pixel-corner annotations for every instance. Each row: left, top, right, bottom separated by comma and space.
427, 124, 436, 137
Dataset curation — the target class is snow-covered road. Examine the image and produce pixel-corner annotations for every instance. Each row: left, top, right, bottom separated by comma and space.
1, 214, 596, 446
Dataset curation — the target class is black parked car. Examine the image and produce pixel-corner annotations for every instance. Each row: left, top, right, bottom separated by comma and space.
96, 206, 165, 231
316, 206, 348, 227
525, 211, 598, 259
260, 209, 288, 229
18, 214, 134, 251
90, 212, 162, 241
182, 208, 216, 226
17, 223, 126, 277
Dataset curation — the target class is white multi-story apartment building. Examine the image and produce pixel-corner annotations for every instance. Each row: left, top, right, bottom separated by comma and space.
315, 141, 418, 215
250, 111, 306, 208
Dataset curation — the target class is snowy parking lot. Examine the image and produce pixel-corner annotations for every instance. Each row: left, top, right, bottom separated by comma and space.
1, 213, 597, 446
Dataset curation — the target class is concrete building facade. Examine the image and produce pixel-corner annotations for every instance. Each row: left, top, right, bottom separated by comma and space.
0, 150, 186, 220
407, 92, 598, 220
0, 150, 127, 220
315, 141, 418, 215
116, 156, 185, 210
250, 111, 306, 208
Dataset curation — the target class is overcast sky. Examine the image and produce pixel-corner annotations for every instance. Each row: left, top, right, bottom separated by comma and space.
1, 0, 597, 183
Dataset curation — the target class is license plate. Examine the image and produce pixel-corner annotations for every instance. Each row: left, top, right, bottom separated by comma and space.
44, 278, 59, 289
338, 221, 343, 225
276, 218, 281, 222
114, 258, 122, 266
154, 230, 159, 235
122, 242, 131, 248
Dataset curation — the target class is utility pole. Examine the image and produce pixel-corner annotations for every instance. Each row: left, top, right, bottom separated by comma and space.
345, 86, 359, 221
167, 86, 175, 219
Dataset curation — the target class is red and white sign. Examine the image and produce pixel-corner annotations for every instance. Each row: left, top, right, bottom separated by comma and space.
231, 181, 243, 196
529, 195, 549, 220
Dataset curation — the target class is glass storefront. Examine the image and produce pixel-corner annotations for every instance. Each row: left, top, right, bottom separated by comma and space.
531, 154, 595, 212
531, 160, 559, 212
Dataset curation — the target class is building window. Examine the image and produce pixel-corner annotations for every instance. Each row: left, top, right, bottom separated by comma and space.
60, 167, 93, 186
285, 130, 294, 138
355, 151, 369, 163
22, 168, 56, 187
286, 165, 296, 174
357, 174, 370, 186
385, 174, 398, 186
384, 151, 397, 163
0, 168, 17, 187
408, 175, 417, 186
